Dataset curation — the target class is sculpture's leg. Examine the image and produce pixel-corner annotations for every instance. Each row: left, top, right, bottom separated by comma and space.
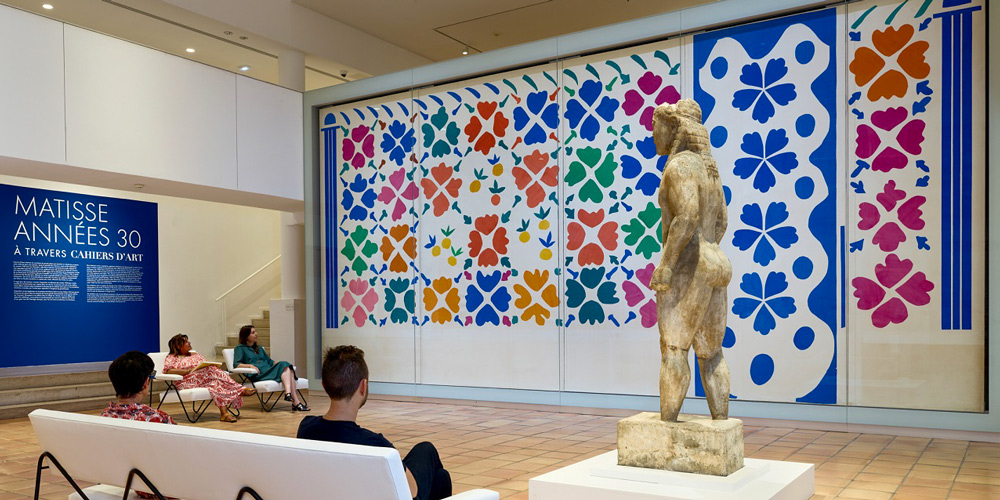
694, 286, 730, 420
659, 342, 690, 422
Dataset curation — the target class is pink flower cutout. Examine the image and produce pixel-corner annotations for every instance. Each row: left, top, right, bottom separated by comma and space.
622, 72, 681, 131
858, 180, 925, 252
377, 168, 419, 221
342, 125, 375, 170
621, 263, 658, 328
341, 278, 378, 327
852, 254, 934, 328
855, 107, 925, 172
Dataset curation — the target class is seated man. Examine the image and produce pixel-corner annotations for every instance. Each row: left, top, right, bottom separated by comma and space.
298, 345, 452, 500
102, 350, 175, 424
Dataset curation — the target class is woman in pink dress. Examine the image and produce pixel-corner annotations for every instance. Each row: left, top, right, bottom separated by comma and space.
164, 333, 255, 422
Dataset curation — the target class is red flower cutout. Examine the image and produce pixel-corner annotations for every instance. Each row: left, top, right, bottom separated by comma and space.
468, 214, 509, 267
852, 254, 934, 328
512, 150, 558, 208
567, 209, 618, 266
420, 163, 462, 216
464, 102, 509, 156
857, 180, 925, 252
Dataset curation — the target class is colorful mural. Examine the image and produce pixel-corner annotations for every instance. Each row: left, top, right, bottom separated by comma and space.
320, 1, 985, 410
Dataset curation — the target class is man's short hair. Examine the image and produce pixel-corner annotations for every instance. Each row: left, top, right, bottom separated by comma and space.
322, 345, 369, 400
108, 351, 154, 398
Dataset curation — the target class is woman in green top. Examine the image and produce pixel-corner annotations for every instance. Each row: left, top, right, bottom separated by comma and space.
233, 325, 309, 411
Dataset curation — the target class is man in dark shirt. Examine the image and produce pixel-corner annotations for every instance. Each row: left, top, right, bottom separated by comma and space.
298, 345, 452, 500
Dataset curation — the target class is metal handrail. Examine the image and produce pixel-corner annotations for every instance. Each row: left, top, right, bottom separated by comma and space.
215, 255, 281, 301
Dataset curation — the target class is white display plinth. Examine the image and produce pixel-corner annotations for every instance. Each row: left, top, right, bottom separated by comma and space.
529, 450, 813, 500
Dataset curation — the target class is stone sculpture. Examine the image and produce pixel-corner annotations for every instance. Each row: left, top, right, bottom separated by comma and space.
616, 100, 742, 476
648, 99, 732, 422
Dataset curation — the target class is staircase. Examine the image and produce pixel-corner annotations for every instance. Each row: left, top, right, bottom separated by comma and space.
215, 308, 270, 357
0, 371, 116, 419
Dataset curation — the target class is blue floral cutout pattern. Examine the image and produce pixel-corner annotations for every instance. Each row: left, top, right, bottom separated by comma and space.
620, 136, 669, 196
380, 120, 416, 166
513, 90, 559, 145
731, 202, 799, 265
732, 58, 797, 123
566, 267, 619, 325
564, 80, 619, 141
341, 173, 378, 221
733, 129, 799, 193
732, 271, 797, 335
465, 271, 511, 326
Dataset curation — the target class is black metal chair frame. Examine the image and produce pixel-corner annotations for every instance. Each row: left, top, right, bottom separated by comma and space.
34, 450, 264, 500
233, 372, 308, 412
150, 379, 239, 423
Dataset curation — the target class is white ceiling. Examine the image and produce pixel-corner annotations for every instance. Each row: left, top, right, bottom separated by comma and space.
0, 0, 717, 91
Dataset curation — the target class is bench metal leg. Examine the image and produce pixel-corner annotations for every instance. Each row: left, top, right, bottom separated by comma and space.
157, 381, 212, 423
235, 486, 264, 500
123, 468, 169, 500
238, 374, 308, 412
34, 451, 89, 500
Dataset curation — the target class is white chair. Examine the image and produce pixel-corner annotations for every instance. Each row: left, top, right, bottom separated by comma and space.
148, 351, 237, 423
223, 348, 309, 412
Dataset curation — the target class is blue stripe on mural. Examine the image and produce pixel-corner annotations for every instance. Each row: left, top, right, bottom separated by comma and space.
323, 127, 337, 329
961, 10, 975, 329
935, 4, 981, 330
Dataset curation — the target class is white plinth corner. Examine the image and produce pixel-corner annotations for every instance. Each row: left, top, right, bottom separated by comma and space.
528, 450, 813, 500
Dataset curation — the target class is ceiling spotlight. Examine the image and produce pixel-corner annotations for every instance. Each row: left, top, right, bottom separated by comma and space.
462, 45, 470, 55
185, 48, 195, 53
239, 65, 251, 72
42, 3, 53, 9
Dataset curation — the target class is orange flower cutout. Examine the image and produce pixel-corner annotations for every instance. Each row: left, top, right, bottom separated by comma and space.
850, 25, 930, 101
566, 209, 618, 266
513, 270, 560, 326
421, 163, 462, 216
464, 101, 509, 156
423, 277, 460, 324
468, 214, 509, 267
512, 150, 558, 208
379, 224, 417, 272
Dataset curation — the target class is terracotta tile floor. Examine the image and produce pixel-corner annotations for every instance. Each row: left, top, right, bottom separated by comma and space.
2, 394, 998, 499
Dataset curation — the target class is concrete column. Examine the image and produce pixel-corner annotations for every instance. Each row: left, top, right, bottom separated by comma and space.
281, 211, 305, 300
278, 49, 306, 92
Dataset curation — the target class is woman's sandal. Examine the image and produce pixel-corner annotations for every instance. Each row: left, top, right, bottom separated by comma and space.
292, 403, 310, 412
283, 392, 294, 402
220, 414, 237, 423
241, 387, 257, 396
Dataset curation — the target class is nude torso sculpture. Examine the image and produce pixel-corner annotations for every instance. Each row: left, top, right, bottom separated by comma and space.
648, 99, 732, 422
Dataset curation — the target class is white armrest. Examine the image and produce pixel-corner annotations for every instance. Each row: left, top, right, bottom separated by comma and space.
445, 489, 500, 500
231, 367, 258, 374
155, 373, 183, 381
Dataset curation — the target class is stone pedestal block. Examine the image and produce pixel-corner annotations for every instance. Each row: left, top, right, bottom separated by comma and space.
617, 412, 743, 476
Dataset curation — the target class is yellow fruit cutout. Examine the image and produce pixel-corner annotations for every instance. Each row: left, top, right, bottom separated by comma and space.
431, 246, 441, 256
519, 232, 530, 243
492, 163, 504, 176
442, 238, 451, 249
539, 220, 550, 230
540, 248, 552, 260
447, 256, 457, 266
470, 180, 481, 193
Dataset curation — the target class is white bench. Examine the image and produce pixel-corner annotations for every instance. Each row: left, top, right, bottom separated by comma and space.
222, 348, 309, 412
147, 351, 232, 423
29, 409, 499, 500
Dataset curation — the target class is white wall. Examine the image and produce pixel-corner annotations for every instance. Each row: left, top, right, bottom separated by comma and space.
0, 175, 281, 353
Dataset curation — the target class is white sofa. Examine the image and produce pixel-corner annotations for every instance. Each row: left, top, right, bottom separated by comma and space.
29, 409, 499, 500
222, 348, 309, 411
148, 351, 237, 423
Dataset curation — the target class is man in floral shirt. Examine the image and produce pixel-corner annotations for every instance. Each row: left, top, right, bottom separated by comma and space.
102, 351, 176, 424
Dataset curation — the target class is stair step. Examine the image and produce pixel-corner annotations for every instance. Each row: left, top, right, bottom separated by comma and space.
0, 395, 113, 420
0, 382, 116, 406
0, 371, 108, 391
251, 317, 269, 329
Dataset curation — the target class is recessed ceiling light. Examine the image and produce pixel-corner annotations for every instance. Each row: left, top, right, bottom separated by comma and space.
185, 48, 195, 53
239, 65, 251, 72
42, 3, 53, 9
462, 45, 470, 55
